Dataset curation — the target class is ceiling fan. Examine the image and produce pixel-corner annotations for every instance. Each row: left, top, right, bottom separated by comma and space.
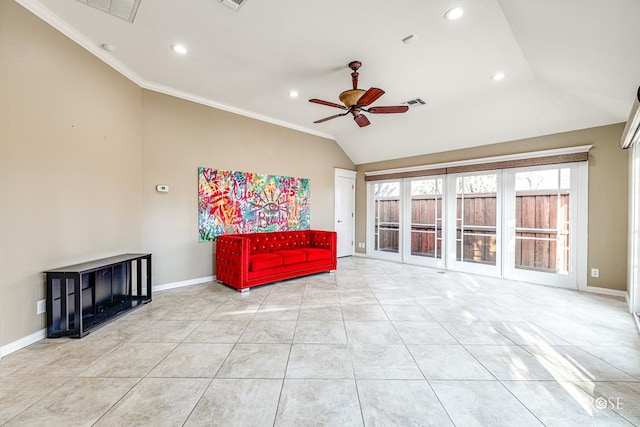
309, 61, 409, 128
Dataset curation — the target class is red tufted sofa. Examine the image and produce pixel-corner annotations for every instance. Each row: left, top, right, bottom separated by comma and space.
215, 230, 337, 291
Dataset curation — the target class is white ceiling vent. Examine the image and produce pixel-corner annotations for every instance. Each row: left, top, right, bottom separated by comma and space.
75, 0, 141, 23
219, 0, 247, 12
405, 98, 426, 108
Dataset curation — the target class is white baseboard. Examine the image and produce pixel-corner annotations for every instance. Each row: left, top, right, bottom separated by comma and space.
152, 275, 215, 292
0, 328, 46, 358
626, 292, 631, 308
0, 276, 215, 359
584, 285, 628, 299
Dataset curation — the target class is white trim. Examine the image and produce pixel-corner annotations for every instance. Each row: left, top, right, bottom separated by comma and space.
334, 168, 357, 179
575, 161, 590, 291
0, 328, 46, 358
153, 275, 215, 292
584, 286, 628, 299
14, 0, 336, 143
364, 145, 594, 177
628, 143, 640, 315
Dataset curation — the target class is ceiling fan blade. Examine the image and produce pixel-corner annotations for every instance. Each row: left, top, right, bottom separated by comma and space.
367, 105, 409, 114
314, 112, 349, 123
357, 88, 385, 106
309, 98, 347, 110
353, 114, 371, 127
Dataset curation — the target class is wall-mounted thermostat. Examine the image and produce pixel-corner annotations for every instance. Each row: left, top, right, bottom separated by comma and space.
156, 184, 169, 193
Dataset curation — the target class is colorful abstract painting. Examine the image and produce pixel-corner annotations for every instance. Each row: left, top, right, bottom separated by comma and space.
198, 167, 310, 241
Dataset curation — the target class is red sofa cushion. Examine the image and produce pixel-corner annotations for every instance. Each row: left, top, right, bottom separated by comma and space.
250, 253, 283, 271
299, 248, 331, 262
273, 250, 307, 265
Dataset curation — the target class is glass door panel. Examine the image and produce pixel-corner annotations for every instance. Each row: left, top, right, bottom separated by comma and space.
371, 181, 401, 261
404, 177, 444, 267
505, 165, 576, 288
448, 172, 501, 275
514, 168, 570, 274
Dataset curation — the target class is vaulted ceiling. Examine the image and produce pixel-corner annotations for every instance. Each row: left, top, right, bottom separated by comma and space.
17, 0, 640, 164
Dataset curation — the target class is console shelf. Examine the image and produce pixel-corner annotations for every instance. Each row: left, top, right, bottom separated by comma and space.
45, 253, 152, 338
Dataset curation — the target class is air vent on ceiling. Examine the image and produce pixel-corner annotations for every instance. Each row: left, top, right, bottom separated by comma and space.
405, 98, 426, 108
219, 0, 247, 12
75, 0, 141, 23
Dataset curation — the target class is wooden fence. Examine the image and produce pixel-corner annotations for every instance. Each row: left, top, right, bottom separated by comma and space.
374, 190, 569, 272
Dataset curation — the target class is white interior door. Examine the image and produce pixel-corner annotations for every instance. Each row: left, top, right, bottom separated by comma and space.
335, 168, 356, 258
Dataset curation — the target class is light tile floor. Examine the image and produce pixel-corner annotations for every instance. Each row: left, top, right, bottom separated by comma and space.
1, 257, 640, 426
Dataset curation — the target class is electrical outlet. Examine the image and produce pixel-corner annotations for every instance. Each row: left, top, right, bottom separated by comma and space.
358, 242, 365, 249
591, 268, 600, 278
37, 299, 46, 314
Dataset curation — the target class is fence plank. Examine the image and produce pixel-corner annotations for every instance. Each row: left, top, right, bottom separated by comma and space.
377, 191, 568, 272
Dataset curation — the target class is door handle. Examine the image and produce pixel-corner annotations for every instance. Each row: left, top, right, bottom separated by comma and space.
337, 220, 343, 223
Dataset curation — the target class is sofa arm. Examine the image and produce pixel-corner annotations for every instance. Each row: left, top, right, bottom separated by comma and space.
215, 235, 250, 290
309, 230, 337, 269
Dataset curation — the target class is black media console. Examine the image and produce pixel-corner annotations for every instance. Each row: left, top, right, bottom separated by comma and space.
45, 253, 152, 338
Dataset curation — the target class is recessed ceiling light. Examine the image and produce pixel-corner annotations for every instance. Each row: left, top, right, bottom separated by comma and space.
444, 6, 464, 20
100, 43, 115, 52
170, 44, 188, 55
491, 72, 505, 81
288, 90, 299, 98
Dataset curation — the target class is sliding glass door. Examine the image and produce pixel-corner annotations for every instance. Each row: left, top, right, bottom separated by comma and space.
504, 165, 579, 288
370, 180, 401, 261
367, 160, 586, 289
403, 177, 445, 267
447, 172, 501, 276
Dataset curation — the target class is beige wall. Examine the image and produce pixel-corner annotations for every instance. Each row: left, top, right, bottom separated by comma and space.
0, 1, 354, 348
356, 124, 629, 291
0, 1, 144, 346
141, 91, 354, 285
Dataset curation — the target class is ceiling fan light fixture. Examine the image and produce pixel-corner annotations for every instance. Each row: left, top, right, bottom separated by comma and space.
309, 61, 409, 128
339, 89, 366, 107
288, 90, 299, 98
444, 6, 464, 21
